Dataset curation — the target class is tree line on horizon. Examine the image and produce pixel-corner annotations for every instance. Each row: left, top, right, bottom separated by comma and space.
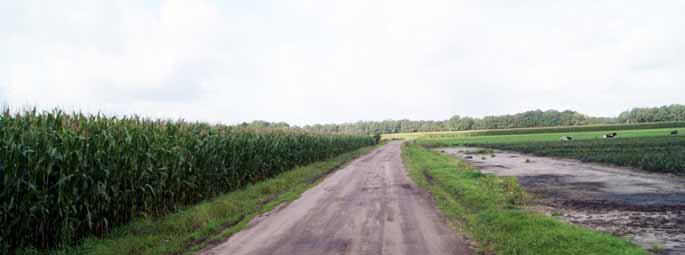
238, 104, 685, 135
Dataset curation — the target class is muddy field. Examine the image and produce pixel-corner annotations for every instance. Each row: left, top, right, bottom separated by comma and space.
440, 147, 685, 255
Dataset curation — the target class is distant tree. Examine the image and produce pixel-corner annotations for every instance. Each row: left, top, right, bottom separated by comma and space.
618, 105, 685, 123
233, 105, 683, 135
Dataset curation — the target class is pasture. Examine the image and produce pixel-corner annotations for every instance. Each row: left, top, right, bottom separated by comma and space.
412, 126, 684, 174
414, 127, 685, 146
383, 121, 685, 140
457, 136, 685, 174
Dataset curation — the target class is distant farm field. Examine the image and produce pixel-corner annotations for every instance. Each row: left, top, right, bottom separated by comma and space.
383, 121, 685, 140
462, 136, 685, 174
414, 125, 685, 175
415, 127, 685, 146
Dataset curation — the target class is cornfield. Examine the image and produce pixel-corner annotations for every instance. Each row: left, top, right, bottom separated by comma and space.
0, 109, 375, 253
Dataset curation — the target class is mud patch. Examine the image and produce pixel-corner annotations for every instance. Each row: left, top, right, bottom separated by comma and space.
399, 183, 413, 190
439, 147, 685, 255
477, 164, 509, 169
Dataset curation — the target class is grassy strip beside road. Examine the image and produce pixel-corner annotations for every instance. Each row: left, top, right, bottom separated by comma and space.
401, 144, 645, 255
35, 146, 377, 255
415, 127, 685, 146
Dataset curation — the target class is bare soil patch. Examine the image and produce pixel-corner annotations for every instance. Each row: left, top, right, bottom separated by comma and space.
441, 147, 685, 255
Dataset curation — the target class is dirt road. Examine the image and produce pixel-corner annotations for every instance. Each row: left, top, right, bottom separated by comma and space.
200, 142, 471, 255
441, 147, 685, 255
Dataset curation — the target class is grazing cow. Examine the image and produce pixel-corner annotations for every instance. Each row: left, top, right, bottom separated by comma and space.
603, 132, 617, 139
560, 136, 573, 141
672, 130, 679, 135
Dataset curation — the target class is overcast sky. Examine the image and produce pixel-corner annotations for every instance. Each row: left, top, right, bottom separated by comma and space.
1, 1, 683, 125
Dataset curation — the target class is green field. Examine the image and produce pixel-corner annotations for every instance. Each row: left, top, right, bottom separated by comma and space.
413, 126, 684, 174
415, 127, 684, 146
459, 137, 685, 174
384, 121, 685, 140
0, 109, 375, 254
401, 144, 644, 255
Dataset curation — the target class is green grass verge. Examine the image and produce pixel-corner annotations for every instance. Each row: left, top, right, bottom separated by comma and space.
29, 145, 377, 255
401, 144, 645, 255
416, 127, 685, 146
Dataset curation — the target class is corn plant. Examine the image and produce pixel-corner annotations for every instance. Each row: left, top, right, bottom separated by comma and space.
0, 109, 375, 253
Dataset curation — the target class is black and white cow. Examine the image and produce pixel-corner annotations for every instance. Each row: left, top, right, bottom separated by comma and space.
560, 136, 573, 141
603, 132, 617, 139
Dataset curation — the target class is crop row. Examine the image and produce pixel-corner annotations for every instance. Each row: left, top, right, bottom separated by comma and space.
0, 109, 376, 253
464, 136, 685, 174
385, 121, 685, 140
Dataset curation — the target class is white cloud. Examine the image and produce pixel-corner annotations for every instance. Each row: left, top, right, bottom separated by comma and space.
1, 0, 684, 125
